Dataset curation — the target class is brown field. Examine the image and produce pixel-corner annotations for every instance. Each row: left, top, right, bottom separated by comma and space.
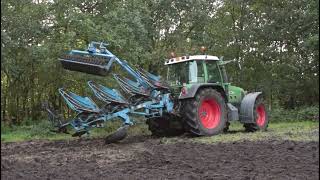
1, 135, 319, 180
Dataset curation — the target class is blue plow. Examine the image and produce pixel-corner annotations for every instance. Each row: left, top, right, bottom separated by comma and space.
45, 41, 173, 143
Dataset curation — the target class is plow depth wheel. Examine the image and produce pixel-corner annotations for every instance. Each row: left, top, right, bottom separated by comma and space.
244, 96, 269, 132
182, 88, 227, 136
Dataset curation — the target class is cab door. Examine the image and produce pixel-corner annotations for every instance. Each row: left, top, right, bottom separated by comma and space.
204, 61, 224, 85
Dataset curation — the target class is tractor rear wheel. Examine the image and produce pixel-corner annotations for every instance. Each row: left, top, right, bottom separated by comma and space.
243, 96, 269, 132
182, 88, 228, 136
146, 113, 185, 137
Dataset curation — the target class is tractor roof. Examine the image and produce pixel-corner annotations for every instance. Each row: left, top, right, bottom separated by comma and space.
164, 55, 219, 65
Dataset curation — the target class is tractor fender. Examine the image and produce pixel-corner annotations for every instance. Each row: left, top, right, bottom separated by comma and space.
179, 83, 227, 101
239, 92, 263, 123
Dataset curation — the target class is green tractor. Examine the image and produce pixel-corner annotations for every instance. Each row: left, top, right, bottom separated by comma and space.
146, 53, 269, 136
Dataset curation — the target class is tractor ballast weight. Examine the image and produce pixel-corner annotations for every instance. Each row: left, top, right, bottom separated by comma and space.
46, 41, 269, 143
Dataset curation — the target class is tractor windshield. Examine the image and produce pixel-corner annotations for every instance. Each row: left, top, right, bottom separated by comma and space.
167, 61, 204, 86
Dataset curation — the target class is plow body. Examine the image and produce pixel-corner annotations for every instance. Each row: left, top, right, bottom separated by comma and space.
47, 41, 174, 142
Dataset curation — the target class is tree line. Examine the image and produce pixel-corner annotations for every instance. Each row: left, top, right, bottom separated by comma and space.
1, 0, 319, 123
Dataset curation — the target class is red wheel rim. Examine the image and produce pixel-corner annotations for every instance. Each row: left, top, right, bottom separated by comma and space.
198, 99, 221, 129
256, 104, 266, 127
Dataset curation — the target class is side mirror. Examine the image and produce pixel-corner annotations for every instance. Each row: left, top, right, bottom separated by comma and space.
218, 56, 242, 70
237, 60, 242, 70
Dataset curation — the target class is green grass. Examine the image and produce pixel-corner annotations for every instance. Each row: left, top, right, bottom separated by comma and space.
161, 121, 319, 144
1, 121, 72, 142
1, 119, 151, 142
1, 120, 319, 143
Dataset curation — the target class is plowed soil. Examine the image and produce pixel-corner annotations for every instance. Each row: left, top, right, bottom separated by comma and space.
1, 136, 319, 180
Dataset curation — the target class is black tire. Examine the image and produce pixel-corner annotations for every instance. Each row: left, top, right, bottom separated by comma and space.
243, 96, 269, 132
181, 88, 228, 136
146, 113, 185, 137
105, 125, 129, 144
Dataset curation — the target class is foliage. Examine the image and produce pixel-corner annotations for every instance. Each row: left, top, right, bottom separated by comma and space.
1, 0, 319, 124
270, 106, 319, 122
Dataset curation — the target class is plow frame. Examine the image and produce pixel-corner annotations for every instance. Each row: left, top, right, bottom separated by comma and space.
49, 41, 175, 140
55, 88, 173, 137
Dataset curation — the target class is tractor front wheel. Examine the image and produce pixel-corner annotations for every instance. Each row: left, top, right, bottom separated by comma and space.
243, 97, 269, 132
182, 88, 228, 136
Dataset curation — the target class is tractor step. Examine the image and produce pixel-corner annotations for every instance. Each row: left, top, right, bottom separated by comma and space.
59, 54, 111, 76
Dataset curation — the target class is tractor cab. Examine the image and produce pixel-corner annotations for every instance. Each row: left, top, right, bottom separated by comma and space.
164, 54, 245, 106
165, 55, 223, 86
164, 55, 228, 98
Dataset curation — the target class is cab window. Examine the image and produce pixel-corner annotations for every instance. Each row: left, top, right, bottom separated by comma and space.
188, 61, 205, 83
205, 61, 222, 83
